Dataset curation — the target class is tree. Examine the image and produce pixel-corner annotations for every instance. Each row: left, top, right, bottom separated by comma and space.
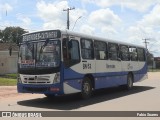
0, 27, 28, 43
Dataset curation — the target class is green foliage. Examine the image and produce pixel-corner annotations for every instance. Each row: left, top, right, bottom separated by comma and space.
5, 74, 17, 79
0, 78, 17, 86
0, 26, 28, 43
0, 74, 17, 86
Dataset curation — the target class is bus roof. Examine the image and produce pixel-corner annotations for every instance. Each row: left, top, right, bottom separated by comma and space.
61, 30, 145, 48
23, 29, 145, 48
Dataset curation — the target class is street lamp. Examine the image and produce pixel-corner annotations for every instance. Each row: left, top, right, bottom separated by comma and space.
72, 16, 82, 31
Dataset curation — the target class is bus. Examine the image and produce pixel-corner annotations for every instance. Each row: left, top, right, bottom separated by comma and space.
17, 29, 148, 99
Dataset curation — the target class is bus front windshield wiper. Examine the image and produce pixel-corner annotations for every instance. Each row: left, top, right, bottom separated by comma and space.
40, 38, 50, 53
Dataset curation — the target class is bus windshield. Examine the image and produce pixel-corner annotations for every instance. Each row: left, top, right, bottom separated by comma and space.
19, 40, 60, 69
19, 42, 35, 68
36, 40, 60, 68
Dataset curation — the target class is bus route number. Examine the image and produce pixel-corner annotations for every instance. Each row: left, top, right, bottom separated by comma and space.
83, 63, 92, 69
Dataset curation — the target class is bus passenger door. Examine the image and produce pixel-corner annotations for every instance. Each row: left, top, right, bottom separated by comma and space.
62, 37, 96, 94
63, 37, 95, 76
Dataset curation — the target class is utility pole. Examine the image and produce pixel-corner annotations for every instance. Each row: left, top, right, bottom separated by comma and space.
143, 38, 150, 50
63, 7, 75, 30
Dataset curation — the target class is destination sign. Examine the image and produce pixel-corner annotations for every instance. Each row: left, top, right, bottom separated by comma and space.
22, 30, 61, 42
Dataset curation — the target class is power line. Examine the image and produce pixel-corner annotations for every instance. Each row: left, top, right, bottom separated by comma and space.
63, 7, 75, 30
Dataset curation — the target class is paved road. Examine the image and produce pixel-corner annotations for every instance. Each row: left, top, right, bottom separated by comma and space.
0, 72, 160, 119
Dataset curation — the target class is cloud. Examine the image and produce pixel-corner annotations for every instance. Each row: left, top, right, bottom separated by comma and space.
0, 3, 13, 12
82, 0, 160, 12
80, 24, 95, 34
101, 26, 118, 35
36, 0, 68, 29
139, 4, 160, 27
127, 4, 160, 39
16, 14, 31, 27
36, 0, 87, 30
89, 8, 121, 27
81, 8, 121, 38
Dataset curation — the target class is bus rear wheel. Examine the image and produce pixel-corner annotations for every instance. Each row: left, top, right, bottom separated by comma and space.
81, 78, 93, 99
126, 74, 133, 90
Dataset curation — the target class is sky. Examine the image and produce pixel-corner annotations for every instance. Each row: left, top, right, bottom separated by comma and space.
0, 0, 160, 57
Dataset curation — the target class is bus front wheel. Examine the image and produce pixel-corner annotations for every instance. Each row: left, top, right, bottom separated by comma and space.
81, 78, 93, 99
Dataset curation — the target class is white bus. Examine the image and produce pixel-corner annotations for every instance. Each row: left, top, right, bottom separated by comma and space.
17, 30, 147, 99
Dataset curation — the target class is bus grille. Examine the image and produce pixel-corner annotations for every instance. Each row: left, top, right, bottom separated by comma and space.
23, 75, 51, 84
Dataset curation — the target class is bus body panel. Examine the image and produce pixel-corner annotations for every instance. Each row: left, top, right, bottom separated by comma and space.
62, 59, 147, 94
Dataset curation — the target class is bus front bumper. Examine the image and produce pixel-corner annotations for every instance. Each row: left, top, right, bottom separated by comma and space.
17, 83, 63, 95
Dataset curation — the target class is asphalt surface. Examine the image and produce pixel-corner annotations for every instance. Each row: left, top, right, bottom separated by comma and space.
0, 72, 159, 120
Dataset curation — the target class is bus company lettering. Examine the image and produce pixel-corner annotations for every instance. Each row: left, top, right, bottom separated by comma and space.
106, 64, 115, 68
23, 31, 59, 41
83, 63, 91, 69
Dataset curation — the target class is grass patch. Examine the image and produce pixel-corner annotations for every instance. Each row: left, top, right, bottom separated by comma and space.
0, 77, 17, 86
6, 73, 17, 78
0, 73, 17, 79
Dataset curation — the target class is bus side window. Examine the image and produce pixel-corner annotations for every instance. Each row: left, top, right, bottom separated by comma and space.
120, 45, 129, 61
129, 47, 138, 61
81, 38, 94, 59
137, 48, 146, 61
94, 41, 107, 60
108, 43, 118, 60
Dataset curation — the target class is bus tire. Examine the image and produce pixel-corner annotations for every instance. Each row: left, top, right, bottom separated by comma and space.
126, 74, 133, 90
81, 78, 93, 99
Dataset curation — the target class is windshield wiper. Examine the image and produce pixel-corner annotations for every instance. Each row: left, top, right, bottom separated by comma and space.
40, 38, 50, 53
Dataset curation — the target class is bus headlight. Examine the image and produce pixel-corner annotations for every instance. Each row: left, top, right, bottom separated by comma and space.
53, 72, 60, 84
